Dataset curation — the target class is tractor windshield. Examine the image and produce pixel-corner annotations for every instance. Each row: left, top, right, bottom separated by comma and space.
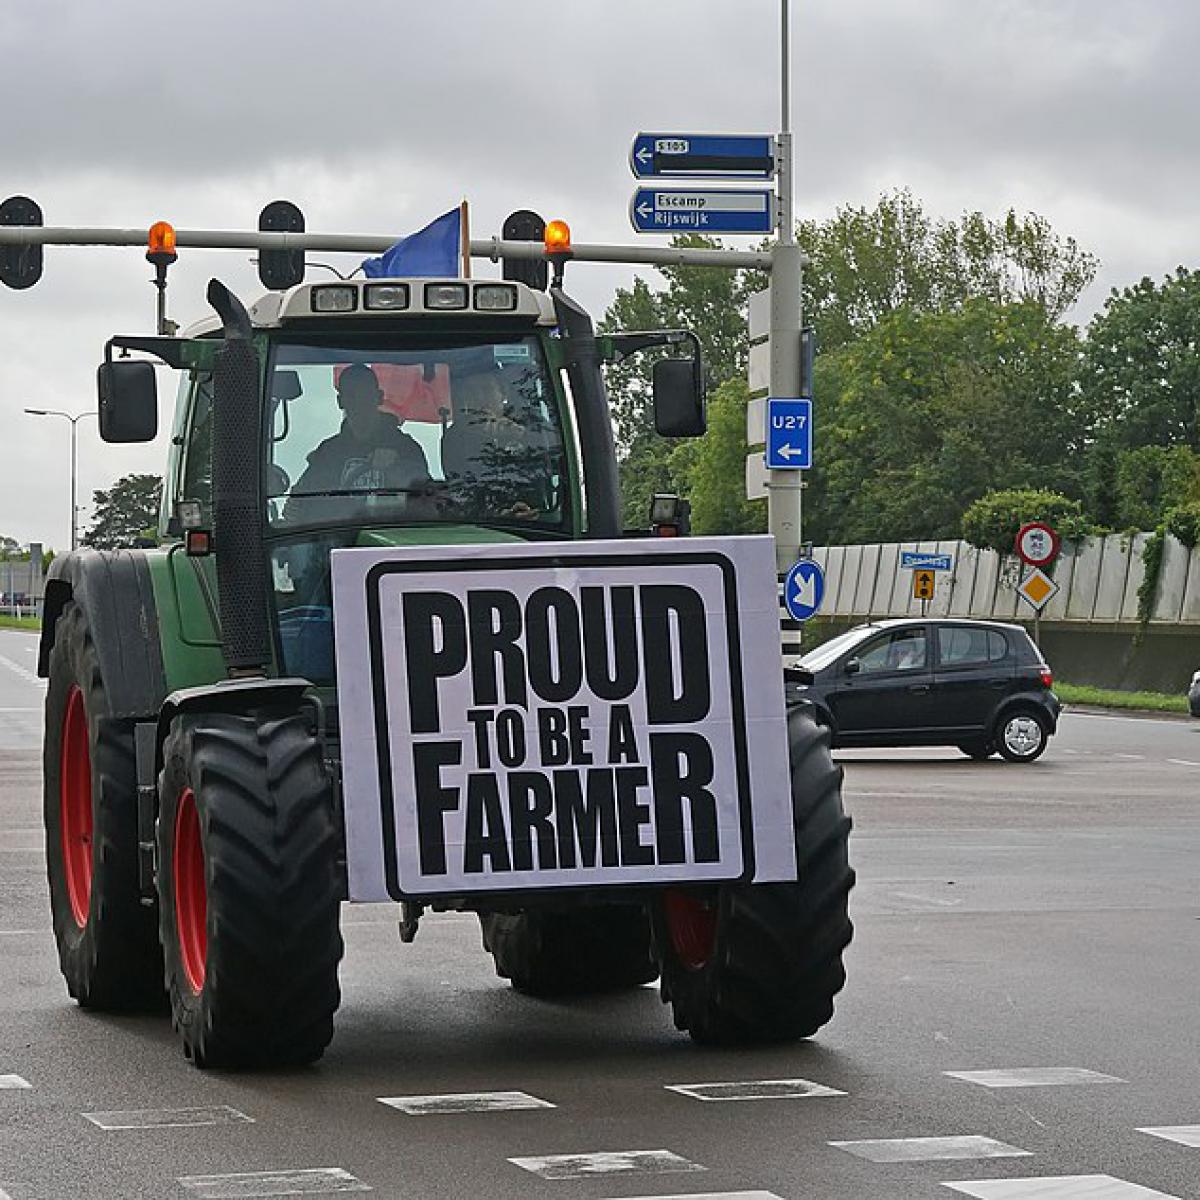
267, 335, 569, 532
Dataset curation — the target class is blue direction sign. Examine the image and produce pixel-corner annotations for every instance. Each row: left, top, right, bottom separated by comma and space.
765, 397, 812, 469
784, 559, 825, 622
630, 133, 775, 180
630, 187, 774, 235
899, 551, 953, 571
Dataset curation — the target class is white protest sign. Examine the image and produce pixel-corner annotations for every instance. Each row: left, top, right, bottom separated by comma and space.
331, 536, 796, 901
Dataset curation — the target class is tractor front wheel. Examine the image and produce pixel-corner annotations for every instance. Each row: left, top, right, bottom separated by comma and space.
651, 705, 854, 1044
157, 709, 343, 1068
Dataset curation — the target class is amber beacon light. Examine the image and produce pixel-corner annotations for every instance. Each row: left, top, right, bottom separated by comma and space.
544, 220, 572, 257
146, 221, 178, 266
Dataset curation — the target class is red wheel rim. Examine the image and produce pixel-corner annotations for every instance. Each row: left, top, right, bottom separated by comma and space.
59, 685, 93, 928
173, 788, 207, 994
663, 889, 718, 970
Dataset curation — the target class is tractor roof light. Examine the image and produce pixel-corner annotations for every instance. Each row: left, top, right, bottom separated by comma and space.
146, 221, 178, 267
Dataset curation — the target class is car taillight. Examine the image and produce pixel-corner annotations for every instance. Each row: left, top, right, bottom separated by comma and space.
1039, 668, 1053, 688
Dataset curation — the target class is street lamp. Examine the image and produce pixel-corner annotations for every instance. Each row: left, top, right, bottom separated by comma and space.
24, 408, 98, 552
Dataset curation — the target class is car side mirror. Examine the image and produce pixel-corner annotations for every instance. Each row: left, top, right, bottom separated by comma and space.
653, 357, 706, 437
844, 658, 861, 676
97, 360, 158, 443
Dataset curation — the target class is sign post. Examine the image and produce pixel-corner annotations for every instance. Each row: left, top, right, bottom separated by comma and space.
1014, 522, 1060, 644
912, 568, 935, 615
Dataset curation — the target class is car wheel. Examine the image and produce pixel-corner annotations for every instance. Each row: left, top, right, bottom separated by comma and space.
995, 709, 1049, 763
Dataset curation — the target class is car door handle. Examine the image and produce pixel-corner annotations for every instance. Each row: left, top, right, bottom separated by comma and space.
908, 683, 931, 693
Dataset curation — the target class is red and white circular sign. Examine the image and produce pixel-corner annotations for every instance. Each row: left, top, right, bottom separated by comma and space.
1015, 521, 1060, 567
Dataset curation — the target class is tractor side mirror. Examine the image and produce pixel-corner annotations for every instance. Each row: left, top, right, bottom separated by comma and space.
653, 357, 705, 437
844, 658, 861, 676
97, 360, 158, 443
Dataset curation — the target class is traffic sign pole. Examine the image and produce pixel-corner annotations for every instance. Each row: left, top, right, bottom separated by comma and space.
768, 2, 802, 574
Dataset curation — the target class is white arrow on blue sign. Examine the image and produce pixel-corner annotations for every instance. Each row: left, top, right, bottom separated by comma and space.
630, 133, 775, 180
784, 559, 825, 622
766, 397, 812, 469
630, 188, 774, 235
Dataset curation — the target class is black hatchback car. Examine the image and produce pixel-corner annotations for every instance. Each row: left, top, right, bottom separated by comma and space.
792, 618, 1061, 762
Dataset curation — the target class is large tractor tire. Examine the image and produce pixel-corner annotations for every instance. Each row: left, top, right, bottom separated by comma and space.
157, 709, 343, 1068
651, 705, 854, 1044
480, 905, 658, 996
43, 601, 164, 1010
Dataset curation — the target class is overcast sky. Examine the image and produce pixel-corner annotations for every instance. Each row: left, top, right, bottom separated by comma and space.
1, 0, 1197, 550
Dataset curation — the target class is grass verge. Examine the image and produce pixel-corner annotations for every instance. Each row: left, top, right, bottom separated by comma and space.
1056, 682, 1190, 714
0, 615, 40, 631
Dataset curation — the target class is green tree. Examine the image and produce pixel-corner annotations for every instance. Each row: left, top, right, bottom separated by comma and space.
798, 190, 1097, 352
962, 488, 1094, 555
82, 473, 162, 550
600, 239, 755, 526
1111, 444, 1200, 530
669, 378, 766, 536
601, 194, 1096, 534
1081, 267, 1200, 451
812, 300, 1085, 543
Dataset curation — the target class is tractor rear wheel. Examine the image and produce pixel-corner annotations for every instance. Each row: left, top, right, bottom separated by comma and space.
157, 709, 343, 1068
43, 601, 163, 1009
480, 905, 658, 996
651, 705, 854, 1044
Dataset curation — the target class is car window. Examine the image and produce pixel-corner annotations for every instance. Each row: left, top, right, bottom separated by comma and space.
938, 626, 1009, 666
855, 629, 927, 674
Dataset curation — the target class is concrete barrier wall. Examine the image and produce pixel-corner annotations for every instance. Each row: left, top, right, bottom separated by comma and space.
811, 534, 1200, 627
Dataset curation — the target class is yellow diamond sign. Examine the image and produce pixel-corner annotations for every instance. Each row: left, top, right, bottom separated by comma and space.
1017, 566, 1058, 610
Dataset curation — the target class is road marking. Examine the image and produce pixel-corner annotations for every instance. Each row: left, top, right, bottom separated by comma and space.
890, 891, 963, 909
0, 707, 38, 712
509, 1150, 705, 1180
830, 1135, 1031, 1162
1114, 753, 1144, 760
666, 1079, 844, 1102
1137, 1125, 1200, 1147
944, 1067, 1125, 1088
0, 652, 43, 687
378, 1091, 554, 1114
84, 1104, 254, 1130
0, 1075, 31, 1089
178, 1168, 370, 1197
602, 1194, 783, 1200
942, 1176, 1180, 1199
1166, 759, 1200, 767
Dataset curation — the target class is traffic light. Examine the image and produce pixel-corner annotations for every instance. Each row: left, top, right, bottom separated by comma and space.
257, 200, 306, 290
502, 210, 549, 291
0, 196, 43, 290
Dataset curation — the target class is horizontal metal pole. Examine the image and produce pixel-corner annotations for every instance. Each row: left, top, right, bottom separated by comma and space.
0, 226, 773, 271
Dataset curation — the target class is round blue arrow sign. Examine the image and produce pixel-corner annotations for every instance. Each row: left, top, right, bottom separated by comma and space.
784, 559, 825, 622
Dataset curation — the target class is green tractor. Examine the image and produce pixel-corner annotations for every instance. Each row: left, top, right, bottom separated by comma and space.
32, 210, 853, 1067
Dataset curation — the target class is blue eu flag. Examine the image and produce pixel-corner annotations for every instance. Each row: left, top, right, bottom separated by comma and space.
362, 207, 463, 278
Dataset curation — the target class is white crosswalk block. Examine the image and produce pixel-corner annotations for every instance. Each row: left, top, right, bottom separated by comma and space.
510, 1150, 705, 1180
667, 1078, 845, 1102
1137, 1126, 1200, 1148
831, 1135, 1031, 1162
0, 1075, 31, 1089
84, 1104, 253, 1130
378, 1091, 554, 1114
944, 1068, 1125, 1089
602, 1193, 785, 1200
942, 1175, 1181, 1199
178, 1168, 370, 1197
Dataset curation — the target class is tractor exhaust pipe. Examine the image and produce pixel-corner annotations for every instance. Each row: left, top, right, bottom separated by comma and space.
207, 279, 271, 677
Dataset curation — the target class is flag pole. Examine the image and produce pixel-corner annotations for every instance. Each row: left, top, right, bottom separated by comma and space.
459, 200, 470, 278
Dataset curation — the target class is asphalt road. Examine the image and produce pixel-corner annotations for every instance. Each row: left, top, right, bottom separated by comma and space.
2, 625, 1198, 1200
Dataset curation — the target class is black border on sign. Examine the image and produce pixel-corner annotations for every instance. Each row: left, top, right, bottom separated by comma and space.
362, 551, 755, 901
